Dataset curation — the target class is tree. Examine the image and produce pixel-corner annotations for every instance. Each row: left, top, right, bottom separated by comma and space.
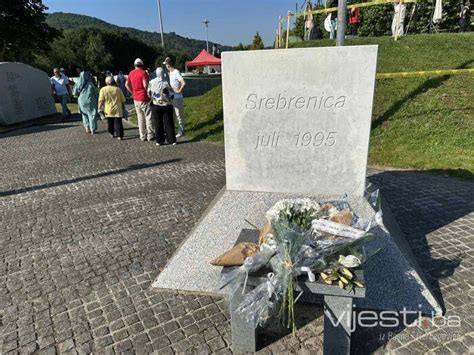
358, 5, 394, 36
0, 0, 59, 62
34, 27, 160, 74
234, 43, 245, 51
291, 16, 306, 40
155, 50, 191, 71
250, 32, 265, 50
85, 34, 113, 72
357, 0, 468, 36
173, 51, 192, 71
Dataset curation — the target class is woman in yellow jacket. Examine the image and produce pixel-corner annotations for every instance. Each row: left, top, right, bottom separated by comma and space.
98, 76, 126, 140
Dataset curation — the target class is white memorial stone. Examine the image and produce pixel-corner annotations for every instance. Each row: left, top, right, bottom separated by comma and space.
0, 62, 56, 125
222, 46, 378, 196
153, 46, 442, 316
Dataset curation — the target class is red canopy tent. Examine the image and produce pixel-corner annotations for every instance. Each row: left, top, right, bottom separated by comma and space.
185, 49, 221, 68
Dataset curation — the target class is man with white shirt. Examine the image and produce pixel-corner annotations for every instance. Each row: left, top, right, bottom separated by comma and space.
51, 67, 72, 118
163, 57, 186, 138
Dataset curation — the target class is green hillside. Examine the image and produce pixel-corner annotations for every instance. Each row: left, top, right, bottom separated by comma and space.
183, 33, 474, 178
46, 12, 231, 56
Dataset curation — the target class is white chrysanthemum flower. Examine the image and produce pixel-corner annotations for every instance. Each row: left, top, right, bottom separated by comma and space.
265, 198, 321, 223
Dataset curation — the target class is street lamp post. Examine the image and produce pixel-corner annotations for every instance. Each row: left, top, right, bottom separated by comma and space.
157, 0, 165, 49
203, 19, 210, 52
336, 0, 347, 46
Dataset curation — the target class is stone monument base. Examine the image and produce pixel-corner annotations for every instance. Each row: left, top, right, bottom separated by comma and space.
152, 188, 441, 315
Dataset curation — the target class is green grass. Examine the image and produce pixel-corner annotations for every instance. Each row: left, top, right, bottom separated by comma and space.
126, 34, 474, 178
294, 33, 474, 178
170, 33, 473, 179
183, 86, 223, 143
55, 103, 78, 113
128, 86, 224, 143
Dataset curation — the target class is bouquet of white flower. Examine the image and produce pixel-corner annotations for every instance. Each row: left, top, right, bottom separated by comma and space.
221, 195, 380, 334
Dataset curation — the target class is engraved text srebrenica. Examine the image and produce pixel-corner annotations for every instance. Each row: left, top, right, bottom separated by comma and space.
245, 93, 347, 111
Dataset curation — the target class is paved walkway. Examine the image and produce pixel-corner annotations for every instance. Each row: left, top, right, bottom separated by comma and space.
0, 118, 472, 354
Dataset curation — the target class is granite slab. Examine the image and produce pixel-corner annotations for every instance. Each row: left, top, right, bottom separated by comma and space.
152, 189, 442, 315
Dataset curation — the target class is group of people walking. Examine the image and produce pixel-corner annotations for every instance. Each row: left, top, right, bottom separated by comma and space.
50, 56, 186, 145
125, 57, 186, 145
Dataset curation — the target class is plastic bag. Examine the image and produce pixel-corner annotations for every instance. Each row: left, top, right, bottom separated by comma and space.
235, 273, 282, 328
220, 245, 276, 295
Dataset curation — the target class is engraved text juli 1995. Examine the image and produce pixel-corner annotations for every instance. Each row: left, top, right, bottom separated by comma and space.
245, 93, 345, 150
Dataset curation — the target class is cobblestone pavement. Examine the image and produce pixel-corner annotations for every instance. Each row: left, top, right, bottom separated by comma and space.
1, 118, 473, 354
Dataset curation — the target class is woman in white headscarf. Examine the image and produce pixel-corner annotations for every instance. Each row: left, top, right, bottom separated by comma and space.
148, 68, 177, 146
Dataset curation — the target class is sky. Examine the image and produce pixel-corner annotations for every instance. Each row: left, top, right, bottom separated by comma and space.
43, 0, 304, 47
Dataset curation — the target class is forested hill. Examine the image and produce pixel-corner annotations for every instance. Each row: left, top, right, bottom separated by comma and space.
46, 12, 230, 56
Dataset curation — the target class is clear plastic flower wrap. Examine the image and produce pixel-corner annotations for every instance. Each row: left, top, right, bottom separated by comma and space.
365, 184, 389, 234
265, 224, 317, 332
219, 244, 276, 295
234, 272, 283, 328
228, 225, 314, 331
222, 191, 384, 334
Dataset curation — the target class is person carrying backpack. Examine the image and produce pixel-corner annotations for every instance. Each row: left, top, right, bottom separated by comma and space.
148, 68, 177, 146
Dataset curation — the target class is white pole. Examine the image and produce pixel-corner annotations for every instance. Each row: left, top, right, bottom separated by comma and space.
278, 16, 282, 48
286, 12, 291, 49
203, 19, 210, 52
157, 0, 165, 49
